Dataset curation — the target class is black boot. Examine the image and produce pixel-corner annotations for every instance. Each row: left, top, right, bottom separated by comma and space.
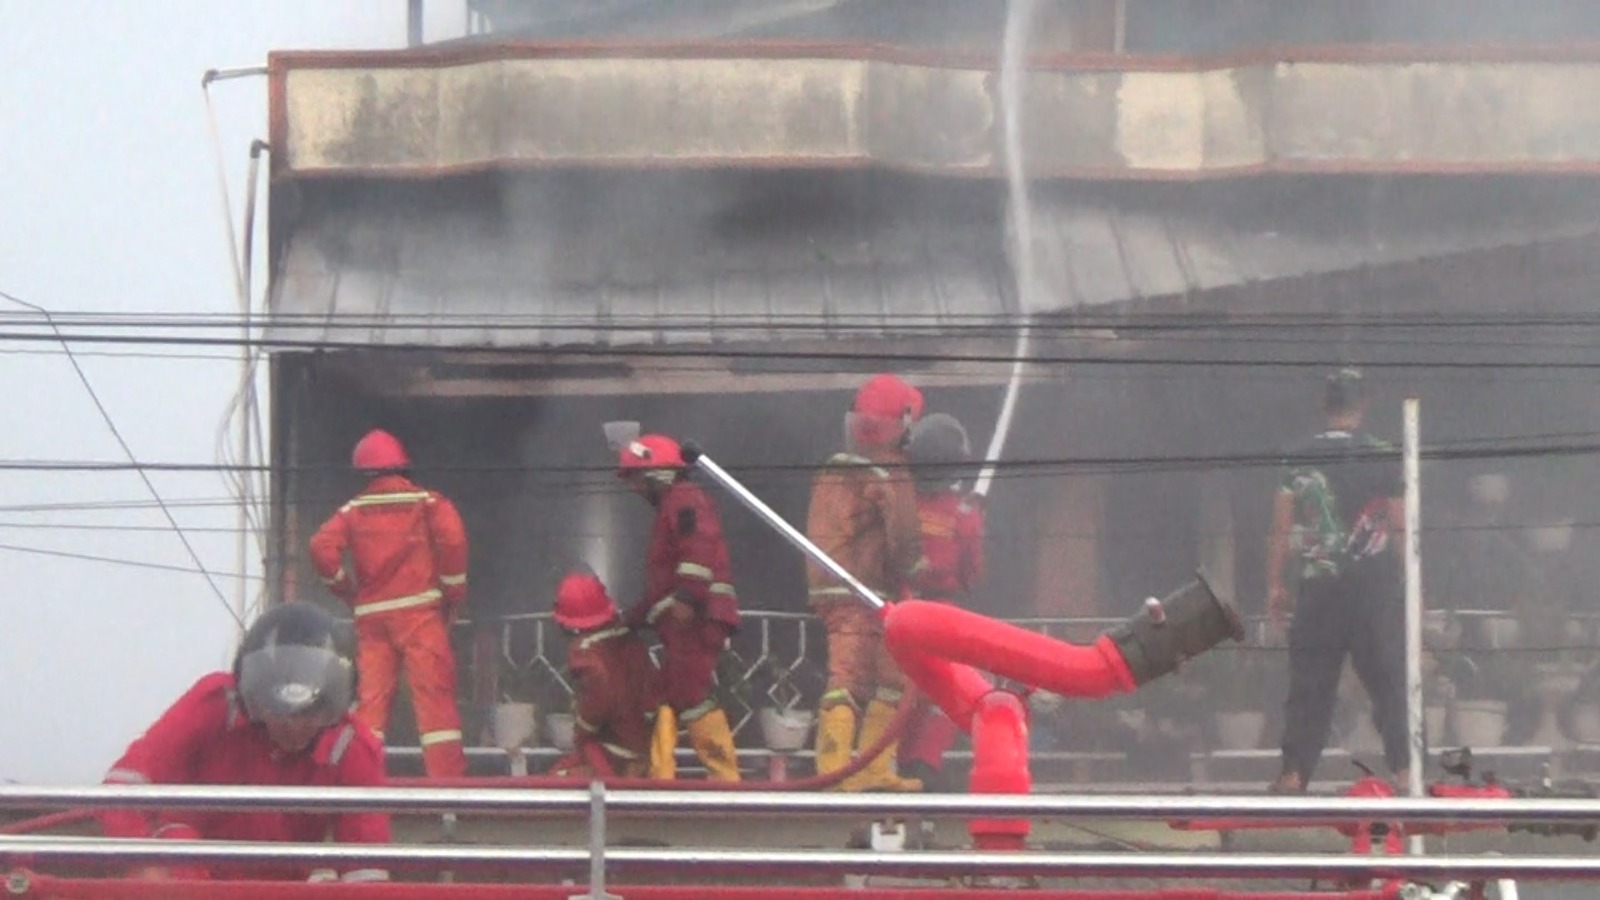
1104, 570, 1245, 686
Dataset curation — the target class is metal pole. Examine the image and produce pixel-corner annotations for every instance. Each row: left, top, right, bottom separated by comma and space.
407, 0, 425, 46
9, 784, 1600, 825
574, 780, 620, 900
682, 446, 885, 611
9, 838, 1600, 881
1403, 397, 1425, 854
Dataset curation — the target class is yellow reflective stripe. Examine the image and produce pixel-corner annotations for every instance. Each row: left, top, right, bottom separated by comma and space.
874, 686, 904, 703
645, 595, 680, 625
681, 698, 716, 722
419, 729, 463, 747
576, 717, 599, 734
710, 582, 736, 597
578, 626, 630, 651
602, 742, 639, 760
676, 561, 713, 581
348, 492, 432, 508
439, 573, 466, 587
352, 590, 441, 617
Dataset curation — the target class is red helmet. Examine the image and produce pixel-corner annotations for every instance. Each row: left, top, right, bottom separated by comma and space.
553, 572, 619, 630
849, 374, 924, 449
352, 429, 410, 472
617, 434, 685, 474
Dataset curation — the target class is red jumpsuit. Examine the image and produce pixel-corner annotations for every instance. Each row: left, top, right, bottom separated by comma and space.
902, 490, 986, 775
551, 625, 662, 777
101, 672, 389, 881
626, 479, 739, 717
308, 474, 469, 777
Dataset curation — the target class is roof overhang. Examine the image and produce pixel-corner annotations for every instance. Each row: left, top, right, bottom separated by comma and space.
270, 42, 1600, 180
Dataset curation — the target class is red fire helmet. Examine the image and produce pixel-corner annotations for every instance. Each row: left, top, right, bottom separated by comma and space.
553, 572, 619, 630
617, 434, 685, 474
351, 429, 410, 472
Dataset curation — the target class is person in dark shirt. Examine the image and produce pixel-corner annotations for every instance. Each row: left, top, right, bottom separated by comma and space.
1265, 368, 1411, 793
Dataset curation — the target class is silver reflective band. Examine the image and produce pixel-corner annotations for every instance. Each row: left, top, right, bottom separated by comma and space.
419, 729, 462, 747
347, 492, 431, 508
439, 573, 466, 587
104, 769, 148, 785
676, 562, 713, 580
352, 590, 441, 617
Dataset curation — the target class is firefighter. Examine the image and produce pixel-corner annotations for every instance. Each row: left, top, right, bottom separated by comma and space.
308, 429, 469, 779
549, 571, 661, 778
101, 602, 390, 882
807, 373, 926, 792
617, 433, 742, 781
899, 412, 985, 789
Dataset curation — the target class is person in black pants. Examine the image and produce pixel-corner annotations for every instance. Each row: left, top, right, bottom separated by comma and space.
1265, 368, 1411, 793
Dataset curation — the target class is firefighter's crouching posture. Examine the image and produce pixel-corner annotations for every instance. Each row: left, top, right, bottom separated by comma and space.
899, 413, 985, 788
549, 572, 661, 778
808, 373, 927, 792
309, 429, 469, 778
618, 433, 742, 781
102, 603, 390, 883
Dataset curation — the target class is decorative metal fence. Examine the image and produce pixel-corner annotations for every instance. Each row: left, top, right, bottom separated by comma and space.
440, 607, 1600, 784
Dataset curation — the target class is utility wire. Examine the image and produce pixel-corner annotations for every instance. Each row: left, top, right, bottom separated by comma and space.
0, 290, 243, 627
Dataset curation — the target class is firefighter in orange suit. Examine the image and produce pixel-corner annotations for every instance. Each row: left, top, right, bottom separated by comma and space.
548, 572, 661, 778
618, 434, 742, 781
308, 429, 469, 778
899, 412, 985, 789
806, 374, 926, 792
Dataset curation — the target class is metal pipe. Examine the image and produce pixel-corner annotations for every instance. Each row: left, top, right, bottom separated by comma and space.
683, 447, 885, 611
9, 785, 1600, 825
200, 65, 268, 86
1403, 398, 1425, 845
2, 873, 1404, 900
5, 839, 1600, 881
407, 0, 425, 46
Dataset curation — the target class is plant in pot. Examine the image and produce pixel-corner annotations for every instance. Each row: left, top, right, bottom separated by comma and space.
1442, 654, 1511, 749
1562, 662, 1600, 746
492, 661, 543, 775
1201, 646, 1268, 752
753, 659, 814, 753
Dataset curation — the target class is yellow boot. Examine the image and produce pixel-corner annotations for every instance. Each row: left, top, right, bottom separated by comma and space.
648, 705, 677, 780
846, 698, 923, 792
815, 702, 859, 791
685, 707, 742, 782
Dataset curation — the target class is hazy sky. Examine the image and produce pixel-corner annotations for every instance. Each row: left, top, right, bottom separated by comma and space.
0, 0, 466, 783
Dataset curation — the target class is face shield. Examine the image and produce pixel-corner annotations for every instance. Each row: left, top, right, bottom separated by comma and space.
236, 643, 354, 729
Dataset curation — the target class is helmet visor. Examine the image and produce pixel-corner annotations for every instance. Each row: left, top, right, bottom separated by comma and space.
237, 644, 353, 727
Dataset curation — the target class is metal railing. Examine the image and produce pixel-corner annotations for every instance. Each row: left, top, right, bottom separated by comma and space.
447, 606, 1600, 780
9, 785, 1600, 885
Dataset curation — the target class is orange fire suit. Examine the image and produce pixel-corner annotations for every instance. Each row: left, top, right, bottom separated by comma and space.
626, 479, 740, 716
551, 625, 662, 777
901, 490, 986, 774
805, 450, 922, 710
309, 474, 469, 778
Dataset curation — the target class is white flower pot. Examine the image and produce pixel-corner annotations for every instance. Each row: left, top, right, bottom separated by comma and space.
1453, 699, 1508, 748
544, 713, 576, 752
1571, 703, 1600, 744
758, 707, 815, 752
491, 702, 537, 752
1425, 705, 1448, 745
1214, 710, 1266, 751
